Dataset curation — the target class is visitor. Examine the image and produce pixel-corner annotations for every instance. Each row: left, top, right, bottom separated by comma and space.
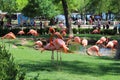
77, 18, 82, 28
39, 21, 42, 29
106, 20, 110, 29
97, 19, 101, 29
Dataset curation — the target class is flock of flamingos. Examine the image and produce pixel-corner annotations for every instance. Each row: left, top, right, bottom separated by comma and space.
1, 27, 118, 59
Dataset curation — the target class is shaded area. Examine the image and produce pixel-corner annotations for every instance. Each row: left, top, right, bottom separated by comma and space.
18, 59, 120, 77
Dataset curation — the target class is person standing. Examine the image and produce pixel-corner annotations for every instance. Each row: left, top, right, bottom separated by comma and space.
39, 21, 42, 29
77, 18, 82, 28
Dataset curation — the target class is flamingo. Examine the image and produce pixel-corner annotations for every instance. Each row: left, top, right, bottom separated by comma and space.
41, 38, 69, 66
106, 40, 118, 50
52, 38, 70, 66
41, 29, 70, 66
52, 38, 69, 53
112, 40, 118, 48
96, 36, 109, 47
27, 29, 39, 36
81, 38, 88, 47
34, 40, 43, 50
2, 32, 16, 39
92, 28, 100, 34
66, 33, 74, 45
41, 42, 56, 63
74, 36, 81, 44
61, 31, 66, 37
86, 45, 102, 56
49, 27, 55, 35
17, 30, 25, 35
96, 39, 105, 47
80, 38, 88, 54
41, 27, 59, 64
66, 36, 81, 45
60, 28, 67, 37
100, 36, 108, 43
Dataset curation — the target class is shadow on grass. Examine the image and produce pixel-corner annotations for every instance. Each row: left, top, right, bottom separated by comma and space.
62, 60, 120, 76
18, 59, 120, 76
95, 56, 120, 61
19, 61, 59, 72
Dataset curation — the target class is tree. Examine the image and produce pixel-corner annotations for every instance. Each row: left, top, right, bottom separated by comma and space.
61, 0, 71, 34
38, 0, 58, 19
0, 0, 17, 13
16, 0, 28, 12
22, 0, 58, 19
53, 0, 72, 34
110, 0, 120, 15
0, 45, 18, 80
22, 0, 40, 18
0, 0, 19, 28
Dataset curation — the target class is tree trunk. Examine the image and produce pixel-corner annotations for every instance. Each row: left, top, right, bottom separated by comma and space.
114, 40, 120, 59
61, 0, 71, 34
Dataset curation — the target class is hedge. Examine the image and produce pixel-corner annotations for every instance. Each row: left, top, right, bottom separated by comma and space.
0, 27, 117, 36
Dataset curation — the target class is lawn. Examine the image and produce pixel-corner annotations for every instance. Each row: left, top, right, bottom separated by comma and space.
1, 34, 120, 80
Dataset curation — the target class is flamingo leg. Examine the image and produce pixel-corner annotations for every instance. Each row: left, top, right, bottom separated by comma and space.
60, 51, 62, 68
57, 50, 59, 67
51, 50, 54, 65
84, 47, 86, 53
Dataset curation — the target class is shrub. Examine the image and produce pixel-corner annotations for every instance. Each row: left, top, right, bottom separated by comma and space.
101, 29, 116, 35
0, 44, 19, 80
55, 28, 60, 32
73, 28, 78, 34
78, 28, 93, 34
10, 28, 21, 35
0, 28, 10, 36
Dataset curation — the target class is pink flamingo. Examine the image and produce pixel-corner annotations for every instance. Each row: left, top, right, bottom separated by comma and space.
17, 30, 25, 35
66, 33, 74, 45
49, 27, 55, 35
27, 29, 39, 36
92, 28, 100, 34
34, 40, 43, 49
112, 40, 118, 48
41, 29, 69, 66
81, 38, 88, 47
106, 40, 118, 50
86, 45, 102, 56
60, 28, 67, 37
100, 36, 109, 43
2, 32, 16, 39
96, 36, 109, 47
41, 42, 56, 63
52, 38, 69, 66
41, 39, 69, 65
81, 38, 88, 53
74, 36, 81, 44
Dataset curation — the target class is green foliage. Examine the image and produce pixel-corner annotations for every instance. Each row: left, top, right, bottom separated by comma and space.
0, 43, 27, 80
38, 0, 58, 18
101, 29, 116, 35
22, 0, 39, 18
4, 38, 120, 80
0, 28, 117, 37
55, 28, 61, 32
0, 27, 10, 36
0, 44, 18, 80
78, 28, 93, 34
16, 0, 28, 11
0, 0, 18, 13
72, 28, 78, 34
10, 28, 21, 35
21, 0, 58, 19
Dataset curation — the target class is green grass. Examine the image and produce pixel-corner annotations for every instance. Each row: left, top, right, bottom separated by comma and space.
0, 34, 120, 80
